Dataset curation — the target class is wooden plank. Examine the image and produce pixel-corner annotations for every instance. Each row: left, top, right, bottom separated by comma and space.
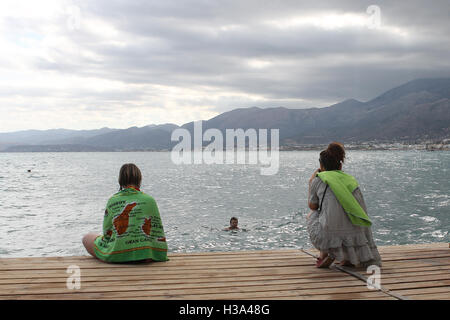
0, 281, 388, 300
2, 268, 448, 293
352, 296, 398, 300
377, 249, 447, 255
0, 265, 341, 280
1, 268, 447, 286
383, 279, 450, 291
3, 249, 445, 269
1, 242, 445, 264
403, 293, 450, 300
0, 277, 369, 296
0, 243, 448, 300
0, 256, 315, 271
0, 289, 394, 300
0, 266, 317, 280
0, 252, 306, 265
0, 257, 449, 280
1, 246, 446, 272
0, 256, 314, 271
378, 253, 450, 262
392, 286, 450, 296
377, 242, 448, 250
0, 249, 300, 261
0, 270, 350, 284
0, 274, 355, 290
380, 269, 450, 278
374, 273, 450, 285
1, 253, 448, 275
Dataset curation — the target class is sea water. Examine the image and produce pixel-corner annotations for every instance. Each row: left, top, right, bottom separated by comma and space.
0, 151, 448, 257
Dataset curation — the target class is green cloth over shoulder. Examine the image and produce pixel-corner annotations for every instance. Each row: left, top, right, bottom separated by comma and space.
94, 188, 169, 263
317, 170, 372, 227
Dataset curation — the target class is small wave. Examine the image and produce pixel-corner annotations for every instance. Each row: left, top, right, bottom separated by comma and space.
431, 230, 448, 239
419, 216, 439, 223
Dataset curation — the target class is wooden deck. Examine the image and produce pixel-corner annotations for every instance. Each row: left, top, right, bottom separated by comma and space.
0, 242, 448, 300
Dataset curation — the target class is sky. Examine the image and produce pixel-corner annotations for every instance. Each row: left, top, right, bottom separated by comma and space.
0, 0, 449, 132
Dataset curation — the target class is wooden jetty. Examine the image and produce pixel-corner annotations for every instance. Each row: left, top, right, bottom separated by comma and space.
0, 242, 448, 300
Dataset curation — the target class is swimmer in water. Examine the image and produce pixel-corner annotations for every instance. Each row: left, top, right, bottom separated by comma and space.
224, 217, 239, 231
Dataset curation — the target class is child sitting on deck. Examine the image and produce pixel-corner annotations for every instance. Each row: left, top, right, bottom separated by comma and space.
82, 163, 168, 263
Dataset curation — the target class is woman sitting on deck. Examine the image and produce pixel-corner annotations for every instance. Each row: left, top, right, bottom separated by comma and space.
306, 142, 382, 268
82, 163, 168, 263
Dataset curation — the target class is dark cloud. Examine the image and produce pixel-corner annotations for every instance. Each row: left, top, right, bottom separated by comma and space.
1, 0, 449, 131
72, 0, 450, 100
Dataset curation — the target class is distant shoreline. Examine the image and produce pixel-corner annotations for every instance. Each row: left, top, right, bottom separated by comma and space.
1, 143, 449, 152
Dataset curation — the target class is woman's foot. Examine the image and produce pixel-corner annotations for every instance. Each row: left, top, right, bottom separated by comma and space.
315, 255, 335, 268
319, 251, 328, 260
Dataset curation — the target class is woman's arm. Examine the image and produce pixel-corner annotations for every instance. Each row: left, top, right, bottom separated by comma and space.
309, 168, 320, 184
307, 170, 320, 210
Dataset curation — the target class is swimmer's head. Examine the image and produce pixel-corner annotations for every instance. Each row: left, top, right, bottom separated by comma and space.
229, 217, 239, 229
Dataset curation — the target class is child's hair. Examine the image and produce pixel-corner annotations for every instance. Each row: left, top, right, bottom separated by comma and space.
118, 163, 142, 190
230, 217, 238, 224
319, 142, 345, 170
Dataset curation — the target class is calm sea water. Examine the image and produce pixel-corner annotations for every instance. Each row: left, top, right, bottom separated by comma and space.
0, 151, 448, 257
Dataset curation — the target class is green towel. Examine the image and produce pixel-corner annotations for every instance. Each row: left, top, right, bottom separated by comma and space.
317, 170, 372, 227
94, 188, 169, 263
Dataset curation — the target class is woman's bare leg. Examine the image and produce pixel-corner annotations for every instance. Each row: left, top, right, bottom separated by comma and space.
319, 251, 328, 259
82, 232, 101, 258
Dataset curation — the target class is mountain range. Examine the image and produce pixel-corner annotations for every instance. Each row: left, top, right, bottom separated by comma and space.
1, 78, 449, 151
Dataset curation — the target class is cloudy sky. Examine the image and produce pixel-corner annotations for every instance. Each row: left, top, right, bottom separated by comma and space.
1, 0, 449, 132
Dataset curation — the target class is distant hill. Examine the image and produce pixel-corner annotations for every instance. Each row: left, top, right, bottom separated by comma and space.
1, 78, 449, 151
4, 144, 113, 152
187, 78, 450, 145
75, 124, 178, 150
0, 127, 117, 145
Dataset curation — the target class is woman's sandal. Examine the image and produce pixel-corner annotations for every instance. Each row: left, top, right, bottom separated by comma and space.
315, 255, 335, 268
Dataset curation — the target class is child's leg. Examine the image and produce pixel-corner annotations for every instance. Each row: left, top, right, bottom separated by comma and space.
82, 232, 101, 258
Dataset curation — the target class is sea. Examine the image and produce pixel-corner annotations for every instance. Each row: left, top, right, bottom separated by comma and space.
0, 151, 448, 257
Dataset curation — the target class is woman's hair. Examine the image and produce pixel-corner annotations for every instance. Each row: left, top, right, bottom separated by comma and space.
319, 142, 346, 170
118, 163, 142, 190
